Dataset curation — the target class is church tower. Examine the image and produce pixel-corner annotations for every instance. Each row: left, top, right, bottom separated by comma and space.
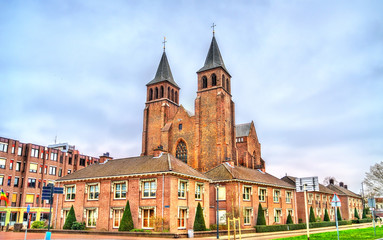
141, 47, 180, 156
194, 34, 236, 171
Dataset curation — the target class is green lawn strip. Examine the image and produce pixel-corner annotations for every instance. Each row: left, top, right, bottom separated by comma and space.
277, 226, 383, 240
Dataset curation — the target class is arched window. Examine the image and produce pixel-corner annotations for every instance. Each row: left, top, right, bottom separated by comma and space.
160, 86, 164, 98
222, 75, 225, 88
212, 74, 217, 86
226, 79, 229, 92
155, 87, 158, 99
167, 87, 170, 99
171, 89, 174, 102
175, 91, 178, 104
202, 76, 207, 89
149, 88, 153, 101
176, 140, 187, 163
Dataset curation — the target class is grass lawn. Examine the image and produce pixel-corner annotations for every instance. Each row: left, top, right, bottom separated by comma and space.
278, 226, 383, 240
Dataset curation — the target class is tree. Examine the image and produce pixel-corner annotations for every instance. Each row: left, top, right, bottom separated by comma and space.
256, 203, 266, 225
354, 208, 359, 219
286, 212, 293, 224
119, 200, 134, 231
337, 207, 342, 221
323, 209, 330, 221
63, 205, 76, 229
362, 208, 367, 219
193, 202, 206, 231
364, 161, 383, 197
309, 206, 316, 222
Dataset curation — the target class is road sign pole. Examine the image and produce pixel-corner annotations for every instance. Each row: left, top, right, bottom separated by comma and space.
334, 206, 339, 240
24, 204, 30, 240
303, 184, 310, 240
45, 184, 54, 240
372, 208, 376, 237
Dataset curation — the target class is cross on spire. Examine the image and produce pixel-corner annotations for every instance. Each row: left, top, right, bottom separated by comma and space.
211, 23, 216, 36
162, 37, 167, 52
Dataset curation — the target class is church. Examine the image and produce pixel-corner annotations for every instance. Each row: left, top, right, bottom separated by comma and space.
54, 33, 298, 232
142, 33, 264, 173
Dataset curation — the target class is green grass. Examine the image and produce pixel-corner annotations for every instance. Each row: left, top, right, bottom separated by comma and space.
277, 226, 383, 240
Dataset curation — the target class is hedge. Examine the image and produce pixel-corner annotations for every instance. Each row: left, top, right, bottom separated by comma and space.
254, 220, 353, 233
352, 218, 372, 224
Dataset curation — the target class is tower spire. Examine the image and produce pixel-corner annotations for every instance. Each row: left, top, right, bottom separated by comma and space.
211, 23, 216, 36
162, 36, 167, 52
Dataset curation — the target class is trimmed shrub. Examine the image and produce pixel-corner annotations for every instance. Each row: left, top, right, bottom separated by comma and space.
119, 200, 134, 231
193, 202, 207, 231
31, 221, 46, 229
323, 209, 330, 221
337, 207, 342, 221
309, 206, 316, 222
71, 221, 86, 230
254, 221, 352, 233
352, 218, 372, 224
362, 208, 367, 219
354, 208, 359, 219
256, 203, 266, 225
286, 212, 293, 224
63, 205, 76, 230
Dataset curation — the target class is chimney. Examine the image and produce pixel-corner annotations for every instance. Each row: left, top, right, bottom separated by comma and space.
153, 145, 166, 157
339, 182, 344, 187
99, 152, 113, 164
329, 179, 334, 185
344, 185, 348, 189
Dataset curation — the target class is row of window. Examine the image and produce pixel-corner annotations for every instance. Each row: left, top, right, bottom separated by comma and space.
148, 86, 178, 103
201, 74, 230, 92
222, 186, 293, 203
65, 180, 205, 201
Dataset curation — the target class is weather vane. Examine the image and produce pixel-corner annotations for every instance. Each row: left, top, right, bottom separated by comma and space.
211, 23, 216, 36
162, 36, 167, 52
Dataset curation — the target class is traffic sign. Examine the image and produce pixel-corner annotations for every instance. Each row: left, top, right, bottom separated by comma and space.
53, 187, 64, 194
368, 198, 376, 208
331, 193, 341, 207
295, 177, 319, 192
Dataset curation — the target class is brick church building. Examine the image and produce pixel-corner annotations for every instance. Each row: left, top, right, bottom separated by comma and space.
141, 34, 264, 173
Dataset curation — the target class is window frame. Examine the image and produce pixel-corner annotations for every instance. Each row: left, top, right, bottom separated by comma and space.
141, 179, 157, 198
65, 185, 76, 201
286, 191, 292, 203
195, 183, 204, 200
259, 188, 267, 202
178, 179, 188, 199
273, 189, 280, 203
87, 183, 100, 200
244, 207, 253, 225
178, 207, 188, 229
243, 185, 252, 201
86, 208, 97, 227
112, 208, 124, 228
274, 208, 282, 223
113, 181, 127, 200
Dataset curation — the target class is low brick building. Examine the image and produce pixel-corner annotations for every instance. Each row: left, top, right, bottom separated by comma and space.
55, 153, 210, 233
205, 162, 297, 228
0, 136, 98, 227
281, 176, 335, 223
327, 181, 363, 220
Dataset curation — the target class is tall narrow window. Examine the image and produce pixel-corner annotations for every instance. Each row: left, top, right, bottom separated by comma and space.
212, 74, 217, 86
160, 86, 164, 98
176, 140, 187, 163
171, 89, 174, 101
222, 75, 225, 88
155, 87, 158, 99
167, 87, 170, 98
202, 76, 207, 88
226, 79, 229, 92
175, 91, 178, 104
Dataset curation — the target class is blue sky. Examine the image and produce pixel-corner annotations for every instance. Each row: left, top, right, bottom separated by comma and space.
1, 0, 382, 193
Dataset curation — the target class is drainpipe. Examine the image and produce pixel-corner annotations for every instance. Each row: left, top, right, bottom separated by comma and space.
162, 174, 165, 231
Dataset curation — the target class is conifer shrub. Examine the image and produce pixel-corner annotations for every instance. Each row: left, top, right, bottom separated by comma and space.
63, 205, 76, 230
119, 200, 134, 231
309, 206, 316, 222
337, 207, 342, 221
193, 202, 207, 231
354, 208, 359, 219
323, 209, 330, 221
362, 208, 367, 219
256, 203, 266, 225
286, 212, 293, 224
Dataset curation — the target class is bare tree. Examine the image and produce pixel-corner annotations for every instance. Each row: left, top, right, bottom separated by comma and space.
364, 162, 383, 197
323, 176, 338, 186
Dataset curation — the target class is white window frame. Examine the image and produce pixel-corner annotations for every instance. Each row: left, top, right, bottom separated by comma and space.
178, 179, 188, 199
273, 189, 280, 203
0, 158, 6, 169
65, 185, 76, 201
195, 183, 204, 200
274, 208, 282, 223
140, 206, 156, 229
49, 166, 56, 175
87, 183, 100, 200
178, 207, 188, 229
85, 208, 98, 227
217, 186, 226, 200
243, 185, 252, 201
308, 193, 313, 204
141, 179, 157, 198
287, 208, 294, 217
112, 181, 127, 199
286, 191, 292, 203
244, 207, 253, 225
112, 208, 124, 228
259, 188, 267, 202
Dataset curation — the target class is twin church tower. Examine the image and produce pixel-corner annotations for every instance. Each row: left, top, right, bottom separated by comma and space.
141, 34, 264, 173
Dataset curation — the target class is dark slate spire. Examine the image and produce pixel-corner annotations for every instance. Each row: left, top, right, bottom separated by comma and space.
147, 51, 179, 88
197, 36, 230, 76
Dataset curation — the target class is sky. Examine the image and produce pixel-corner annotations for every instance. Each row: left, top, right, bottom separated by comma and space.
1, 0, 382, 194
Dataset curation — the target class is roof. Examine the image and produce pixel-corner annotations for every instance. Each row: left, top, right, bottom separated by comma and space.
205, 163, 295, 189
281, 176, 334, 195
236, 123, 251, 137
57, 153, 208, 182
197, 36, 230, 76
146, 51, 179, 88
327, 184, 361, 198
